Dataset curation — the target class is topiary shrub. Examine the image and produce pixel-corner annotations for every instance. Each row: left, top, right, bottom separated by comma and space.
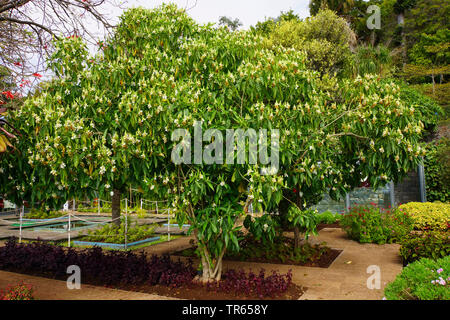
384, 256, 450, 300
398, 202, 450, 231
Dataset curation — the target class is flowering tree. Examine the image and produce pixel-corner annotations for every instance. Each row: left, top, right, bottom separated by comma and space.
1, 4, 426, 281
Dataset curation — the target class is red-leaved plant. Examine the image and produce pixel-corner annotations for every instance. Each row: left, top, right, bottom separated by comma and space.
0, 282, 35, 300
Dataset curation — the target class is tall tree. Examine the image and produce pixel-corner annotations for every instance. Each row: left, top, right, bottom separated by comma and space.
309, 0, 356, 17
1, 4, 428, 281
0, 0, 121, 90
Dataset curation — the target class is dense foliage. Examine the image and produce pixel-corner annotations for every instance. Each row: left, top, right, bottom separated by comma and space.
80, 219, 157, 243
0, 239, 196, 287
206, 269, 293, 299
0, 4, 429, 281
340, 204, 414, 244
316, 210, 342, 224
0, 239, 293, 298
265, 10, 354, 76
399, 231, 450, 265
423, 139, 450, 202
398, 202, 450, 231
26, 208, 65, 219
226, 235, 329, 265
384, 256, 450, 300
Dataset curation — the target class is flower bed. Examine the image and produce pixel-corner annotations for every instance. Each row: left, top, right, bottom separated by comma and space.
0, 282, 35, 300
340, 204, 414, 244
0, 239, 300, 299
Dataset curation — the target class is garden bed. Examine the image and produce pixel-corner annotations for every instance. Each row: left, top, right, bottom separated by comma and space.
121, 281, 304, 300
173, 236, 342, 268
0, 239, 301, 300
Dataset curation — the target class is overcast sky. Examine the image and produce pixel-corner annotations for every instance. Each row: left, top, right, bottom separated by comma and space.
107, 0, 311, 29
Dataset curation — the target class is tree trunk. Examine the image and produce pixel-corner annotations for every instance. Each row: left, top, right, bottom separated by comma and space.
294, 187, 303, 249
370, 30, 376, 47
431, 74, 435, 96
294, 226, 301, 249
111, 189, 121, 227
196, 232, 226, 283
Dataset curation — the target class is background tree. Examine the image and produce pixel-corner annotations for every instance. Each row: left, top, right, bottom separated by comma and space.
218, 16, 243, 31
0, 0, 123, 91
309, 0, 355, 17
265, 10, 355, 76
251, 9, 300, 36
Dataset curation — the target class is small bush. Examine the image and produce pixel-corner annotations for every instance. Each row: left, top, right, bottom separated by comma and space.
80, 217, 156, 243
384, 256, 450, 300
316, 211, 341, 224
340, 204, 414, 244
399, 231, 450, 265
0, 282, 35, 300
398, 202, 450, 231
26, 209, 64, 220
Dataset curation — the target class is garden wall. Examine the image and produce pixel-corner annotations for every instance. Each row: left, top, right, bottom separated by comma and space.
312, 169, 423, 213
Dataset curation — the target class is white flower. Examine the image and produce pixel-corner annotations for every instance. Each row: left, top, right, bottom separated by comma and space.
110, 191, 114, 196
105, 184, 110, 189
220, 181, 225, 187
99, 166, 106, 175
60, 162, 66, 169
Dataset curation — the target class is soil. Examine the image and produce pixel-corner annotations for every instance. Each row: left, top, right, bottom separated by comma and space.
317, 223, 342, 231
121, 282, 305, 300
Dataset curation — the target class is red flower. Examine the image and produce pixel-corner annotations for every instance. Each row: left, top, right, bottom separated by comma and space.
14, 62, 22, 67
1, 91, 14, 100
293, 188, 298, 193
32, 73, 42, 78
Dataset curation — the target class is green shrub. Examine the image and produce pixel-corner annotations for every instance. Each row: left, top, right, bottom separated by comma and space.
265, 9, 354, 76
316, 211, 341, 224
398, 202, 450, 231
424, 139, 450, 203
26, 209, 64, 219
384, 256, 450, 300
340, 204, 414, 244
81, 217, 156, 243
399, 231, 450, 265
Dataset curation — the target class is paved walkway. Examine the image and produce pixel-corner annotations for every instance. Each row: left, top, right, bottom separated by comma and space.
216, 228, 402, 300
0, 228, 403, 300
